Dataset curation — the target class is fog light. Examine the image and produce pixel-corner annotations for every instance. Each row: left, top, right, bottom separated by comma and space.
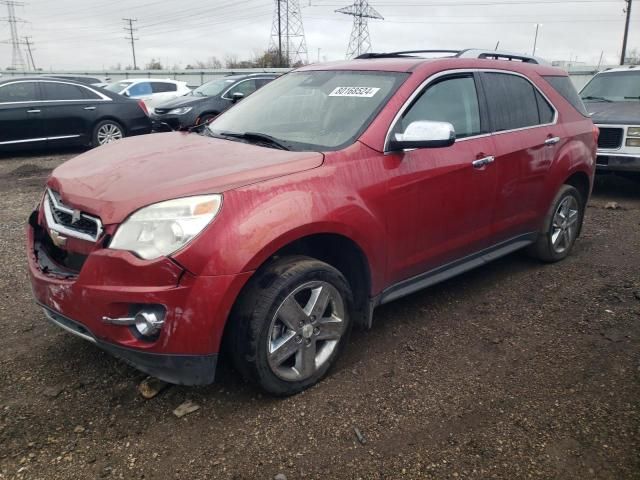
626, 138, 640, 147
134, 311, 164, 336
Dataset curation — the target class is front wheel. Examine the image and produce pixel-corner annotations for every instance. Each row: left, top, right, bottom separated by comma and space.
228, 256, 353, 396
92, 120, 125, 147
527, 184, 584, 262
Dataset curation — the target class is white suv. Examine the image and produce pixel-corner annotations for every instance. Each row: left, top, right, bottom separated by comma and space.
580, 66, 640, 175
105, 79, 191, 112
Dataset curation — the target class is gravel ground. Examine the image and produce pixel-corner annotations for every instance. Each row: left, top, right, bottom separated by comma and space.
0, 151, 639, 480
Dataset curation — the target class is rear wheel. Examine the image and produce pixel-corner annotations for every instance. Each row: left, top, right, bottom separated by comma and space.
93, 120, 124, 147
527, 185, 584, 262
228, 256, 353, 396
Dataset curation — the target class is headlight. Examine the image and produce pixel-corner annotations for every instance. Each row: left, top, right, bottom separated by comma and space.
627, 127, 640, 138
626, 138, 640, 147
109, 195, 222, 260
168, 107, 192, 115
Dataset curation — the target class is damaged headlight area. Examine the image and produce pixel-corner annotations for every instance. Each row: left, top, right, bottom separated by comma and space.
109, 194, 222, 260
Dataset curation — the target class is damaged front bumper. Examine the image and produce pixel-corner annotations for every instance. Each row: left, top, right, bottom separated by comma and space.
26, 209, 251, 385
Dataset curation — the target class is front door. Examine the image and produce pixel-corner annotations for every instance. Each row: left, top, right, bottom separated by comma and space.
385, 73, 498, 285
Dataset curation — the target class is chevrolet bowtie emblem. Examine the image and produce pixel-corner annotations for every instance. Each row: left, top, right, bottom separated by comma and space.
71, 209, 82, 224
49, 229, 67, 248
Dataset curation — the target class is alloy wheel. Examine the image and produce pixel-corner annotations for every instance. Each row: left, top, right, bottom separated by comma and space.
97, 123, 123, 145
551, 195, 579, 254
267, 281, 346, 382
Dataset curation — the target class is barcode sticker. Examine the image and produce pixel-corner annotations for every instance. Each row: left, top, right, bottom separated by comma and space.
329, 86, 380, 98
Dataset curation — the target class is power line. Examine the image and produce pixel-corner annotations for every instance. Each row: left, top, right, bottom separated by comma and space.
336, 0, 383, 58
123, 17, 138, 70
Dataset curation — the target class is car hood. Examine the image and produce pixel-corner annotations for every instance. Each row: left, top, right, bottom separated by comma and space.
155, 95, 208, 110
586, 101, 640, 125
48, 132, 323, 225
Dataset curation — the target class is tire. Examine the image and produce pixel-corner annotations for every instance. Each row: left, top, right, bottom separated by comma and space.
228, 255, 353, 396
199, 113, 217, 125
527, 185, 584, 262
92, 120, 125, 147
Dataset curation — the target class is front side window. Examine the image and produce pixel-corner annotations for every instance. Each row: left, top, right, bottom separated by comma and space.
192, 78, 235, 97
396, 75, 482, 139
482, 72, 542, 132
0, 82, 39, 103
41, 82, 87, 101
128, 82, 152, 97
225, 79, 258, 98
209, 70, 408, 151
580, 71, 640, 102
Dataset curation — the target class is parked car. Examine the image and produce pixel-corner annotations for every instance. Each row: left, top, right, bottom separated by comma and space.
0, 77, 151, 151
151, 74, 278, 131
27, 49, 596, 395
580, 65, 640, 175
43, 75, 110, 88
105, 78, 191, 112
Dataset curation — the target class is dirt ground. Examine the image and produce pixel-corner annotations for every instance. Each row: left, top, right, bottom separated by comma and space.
0, 150, 638, 480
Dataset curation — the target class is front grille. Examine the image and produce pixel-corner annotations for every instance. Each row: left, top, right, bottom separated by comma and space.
44, 189, 103, 242
597, 127, 624, 149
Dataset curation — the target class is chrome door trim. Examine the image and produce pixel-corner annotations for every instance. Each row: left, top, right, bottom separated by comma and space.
0, 137, 47, 145
383, 68, 559, 153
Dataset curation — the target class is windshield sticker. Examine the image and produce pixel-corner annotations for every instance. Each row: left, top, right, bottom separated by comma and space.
329, 86, 380, 98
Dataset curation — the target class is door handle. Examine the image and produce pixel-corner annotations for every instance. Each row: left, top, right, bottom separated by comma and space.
545, 136, 560, 146
84, 106, 96, 111
27, 109, 41, 114
472, 156, 495, 169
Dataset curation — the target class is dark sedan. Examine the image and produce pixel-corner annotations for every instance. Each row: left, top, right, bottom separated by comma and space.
151, 73, 278, 131
0, 77, 151, 152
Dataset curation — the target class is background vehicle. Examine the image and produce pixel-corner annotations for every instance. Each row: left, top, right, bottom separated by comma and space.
0, 77, 151, 150
152, 73, 278, 131
27, 50, 595, 395
43, 74, 110, 88
581, 66, 640, 176
105, 78, 191, 112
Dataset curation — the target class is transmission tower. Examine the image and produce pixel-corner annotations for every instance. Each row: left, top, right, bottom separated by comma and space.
269, 0, 308, 67
336, 0, 383, 59
123, 18, 139, 70
1, 0, 28, 70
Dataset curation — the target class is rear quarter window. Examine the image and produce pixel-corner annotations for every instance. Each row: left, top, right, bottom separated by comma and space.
543, 75, 589, 116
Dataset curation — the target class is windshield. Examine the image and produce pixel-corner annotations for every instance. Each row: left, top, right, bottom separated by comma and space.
208, 70, 408, 151
581, 71, 640, 101
105, 81, 132, 93
192, 78, 236, 97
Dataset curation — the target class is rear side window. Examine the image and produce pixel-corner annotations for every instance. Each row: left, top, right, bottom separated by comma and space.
543, 75, 589, 116
535, 90, 555, 124
151, 82, 177, 93
255, 78, 274, 88
41, 82, 91, 101
0, 82, 39, 102
399, 75, 482, 139
128, 82, 152, 96
481, 73, 541, 131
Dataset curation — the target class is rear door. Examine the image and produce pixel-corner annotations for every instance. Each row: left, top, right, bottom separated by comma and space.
385, 72, 498, 284
0, 81, 45, 148
39, 81, 102, 146
480, 71, 561, 241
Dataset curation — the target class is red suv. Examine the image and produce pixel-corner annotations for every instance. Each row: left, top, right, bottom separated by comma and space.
27, 50, 596, 395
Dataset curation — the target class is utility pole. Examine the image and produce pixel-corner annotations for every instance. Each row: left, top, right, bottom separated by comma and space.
269, 0, 308, 66
23, 35, 35, 70
1, 0, 27, 70
620, 0, 632, 65
123, 18, 138, 70
532, 23, 541, 56
336, 0, 384, 59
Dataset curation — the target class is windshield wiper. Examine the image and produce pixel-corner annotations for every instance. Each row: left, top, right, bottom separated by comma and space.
582, 95, 613, 102
219, 131, 291, 150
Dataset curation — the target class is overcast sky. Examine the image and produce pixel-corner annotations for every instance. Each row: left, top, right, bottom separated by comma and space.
1, 0, 638, 71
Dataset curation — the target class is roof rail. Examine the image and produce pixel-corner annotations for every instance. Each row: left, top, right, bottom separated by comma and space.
355, 48, 547, 65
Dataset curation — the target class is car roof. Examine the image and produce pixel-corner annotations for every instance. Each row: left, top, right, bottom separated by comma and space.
0, 76, 91, 85
112, 78, 185, 84
598, 65, 640, 74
